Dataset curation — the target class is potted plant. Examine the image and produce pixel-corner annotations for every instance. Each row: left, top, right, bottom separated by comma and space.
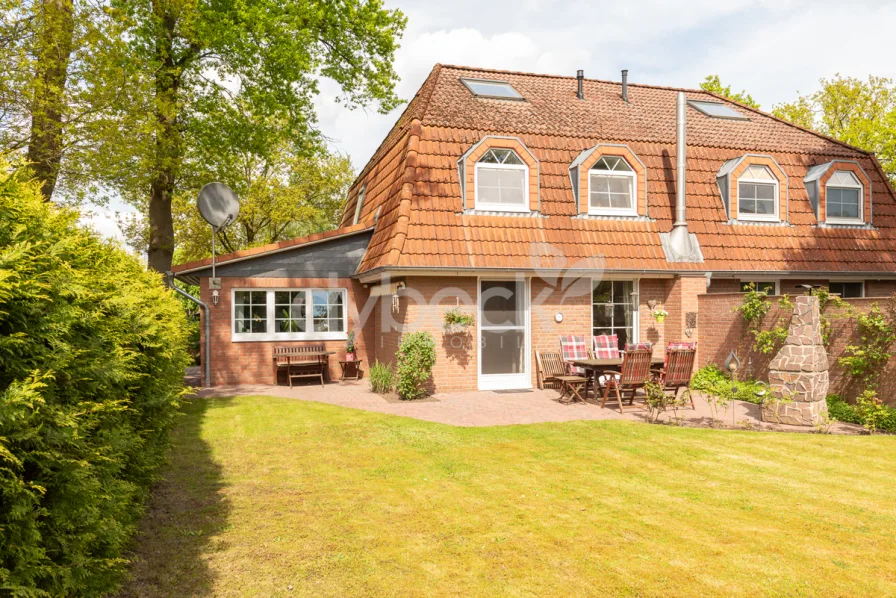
345, 330, 356, 361
444, 306, 474, 334
653, 308, 668, 323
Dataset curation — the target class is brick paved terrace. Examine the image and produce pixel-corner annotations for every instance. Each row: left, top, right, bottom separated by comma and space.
188, 369, 862, 433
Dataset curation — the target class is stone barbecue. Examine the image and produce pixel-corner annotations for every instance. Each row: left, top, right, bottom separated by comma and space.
762, 295, 829, 426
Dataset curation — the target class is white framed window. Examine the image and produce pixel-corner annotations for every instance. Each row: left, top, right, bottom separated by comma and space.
737, 165, 778, 221
232, 288, 348, 342
825, 170, 862, 224
474, 148, 529, 212
592, 279, 639, 350
828, 281, 864, 298
588, 156, 637, 215
739, 280, 778, 295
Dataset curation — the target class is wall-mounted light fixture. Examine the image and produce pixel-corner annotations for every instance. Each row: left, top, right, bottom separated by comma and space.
554, 312, 564, 323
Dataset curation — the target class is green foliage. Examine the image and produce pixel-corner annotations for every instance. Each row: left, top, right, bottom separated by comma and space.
169, 151, 355, 263
736, 284, 793, 354
772, 75, 896, 183
700, 75, 761, 109
346, 331, 356, 353
396, 332, 436, 400
829, 392, 896, 434
691, 365, 768, 405
368, 361, 396, 395
855, 390, 896, 434
838, 300, 896, 390
815, 287, 846, 346
642, 380, 689, 424
444, 307, 475, 328
0, 164, 190, 595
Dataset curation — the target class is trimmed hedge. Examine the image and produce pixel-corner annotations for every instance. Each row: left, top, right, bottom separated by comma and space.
0, 165, 190, 596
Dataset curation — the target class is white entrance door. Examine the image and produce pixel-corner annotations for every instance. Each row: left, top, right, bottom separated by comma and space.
478, 279, 530, 390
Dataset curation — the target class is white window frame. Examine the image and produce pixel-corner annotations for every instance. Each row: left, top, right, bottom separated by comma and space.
587, 156, 638, 217
231, 288, 349, 342
474, 150, 530, 213
828, 281, 864, 299
737, 166, 779, 222
591, 278, 640, 350
825, 171, 863, 225
739, 280, 779, 295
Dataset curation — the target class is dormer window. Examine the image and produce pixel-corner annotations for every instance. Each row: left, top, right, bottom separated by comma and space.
826, 170, 862, 223
475, 148, 529, 212
737, 165, 778, 221
589, 156, 636, 215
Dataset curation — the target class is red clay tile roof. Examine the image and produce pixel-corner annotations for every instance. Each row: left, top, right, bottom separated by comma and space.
339, 64, 896, 276
171, 223, 374, 274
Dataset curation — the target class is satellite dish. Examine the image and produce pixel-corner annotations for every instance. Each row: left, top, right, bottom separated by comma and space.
197, 182, 239, 229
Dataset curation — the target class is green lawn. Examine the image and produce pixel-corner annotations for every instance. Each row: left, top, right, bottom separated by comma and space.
118, 396, 896, 597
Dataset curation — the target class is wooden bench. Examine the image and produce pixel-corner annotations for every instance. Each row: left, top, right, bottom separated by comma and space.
273, 346, 327, 387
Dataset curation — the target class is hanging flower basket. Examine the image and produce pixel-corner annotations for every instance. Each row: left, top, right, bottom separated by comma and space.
653, 309, 668, 323
444, 306, 474, 334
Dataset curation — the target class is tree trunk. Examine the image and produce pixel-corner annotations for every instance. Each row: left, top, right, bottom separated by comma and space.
26, 0, 75, 201
146, 8, 180, 273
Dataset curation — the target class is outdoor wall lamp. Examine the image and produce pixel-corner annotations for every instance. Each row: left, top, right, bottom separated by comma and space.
554, 312, 564, 323
630, 290, 640, 310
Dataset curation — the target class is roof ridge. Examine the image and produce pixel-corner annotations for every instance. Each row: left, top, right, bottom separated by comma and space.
438, 63, 712, 95
443, 63, 874, 158
700, 90, 874, 157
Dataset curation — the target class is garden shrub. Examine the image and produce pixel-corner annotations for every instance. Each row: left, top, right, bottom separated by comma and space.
0, 165, 190, 596
395, 331, 436, 400
691, 364, 767, 405
825, 394, 896, 433
368, 360, 396, 394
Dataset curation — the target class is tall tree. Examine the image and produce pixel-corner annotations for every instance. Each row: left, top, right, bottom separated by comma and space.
169, 148, 355, 263
79, 0, 405, 273
773, 75, 896, 183
25, 0, 75, 199
700, 75, 760, 109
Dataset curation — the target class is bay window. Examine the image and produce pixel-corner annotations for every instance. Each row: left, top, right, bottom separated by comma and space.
232, 288, 347, 341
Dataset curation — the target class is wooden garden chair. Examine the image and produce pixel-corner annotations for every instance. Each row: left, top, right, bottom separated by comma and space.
536, 350, 587, 404
651, 348, 697, 409
601, 348, 653, 413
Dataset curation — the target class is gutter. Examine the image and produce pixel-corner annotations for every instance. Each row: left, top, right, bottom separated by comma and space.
166, 272, 211, 388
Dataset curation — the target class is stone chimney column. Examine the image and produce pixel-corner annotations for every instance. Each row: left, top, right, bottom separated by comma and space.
762, 295, 829, 426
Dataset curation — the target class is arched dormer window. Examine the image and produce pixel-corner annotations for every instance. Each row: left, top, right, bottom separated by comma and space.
589, 156, 637, 215
825, 170, 863, 223
474, 148, 529, 212
737, 165, 779, 221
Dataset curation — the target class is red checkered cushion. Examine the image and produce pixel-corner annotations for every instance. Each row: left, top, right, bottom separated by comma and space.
665, 341, 697, 368
593, 335, 620, 359
559, 335, 588, 375
624, 342, 653, 352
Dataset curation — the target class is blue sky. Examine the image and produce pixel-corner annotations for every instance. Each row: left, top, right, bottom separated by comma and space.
85, 0, 896, 241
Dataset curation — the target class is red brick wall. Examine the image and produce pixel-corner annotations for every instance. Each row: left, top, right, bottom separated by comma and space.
697, 292, 896, 404
707, 278, 896, 297
199, 277, 373, 386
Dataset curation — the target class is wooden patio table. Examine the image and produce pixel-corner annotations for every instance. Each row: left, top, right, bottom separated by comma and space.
570, 357, 665, 400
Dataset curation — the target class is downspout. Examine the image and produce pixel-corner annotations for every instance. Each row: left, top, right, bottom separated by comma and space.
166, 271, 211, 388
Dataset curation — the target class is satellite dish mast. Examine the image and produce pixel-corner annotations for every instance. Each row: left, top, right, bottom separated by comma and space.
197, 183, 240, 303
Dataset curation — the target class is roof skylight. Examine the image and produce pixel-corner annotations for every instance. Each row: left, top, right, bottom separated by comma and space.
688, 100, 749, 120
461, 78, 523, 100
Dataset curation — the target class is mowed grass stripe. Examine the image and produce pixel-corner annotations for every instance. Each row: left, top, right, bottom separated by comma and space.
118, 395, 896, 598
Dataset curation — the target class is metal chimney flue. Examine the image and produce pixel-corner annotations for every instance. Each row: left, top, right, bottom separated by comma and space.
621, 69, 629, 102
576, 70, 584, 100
659, 91, 703, 263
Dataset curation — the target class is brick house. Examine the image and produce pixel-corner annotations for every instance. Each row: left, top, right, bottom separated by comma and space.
171, 65, 896, 391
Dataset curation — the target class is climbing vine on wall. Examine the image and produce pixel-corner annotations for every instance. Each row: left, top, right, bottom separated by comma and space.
736, 284, 793, 355
838, 297, 896, 391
